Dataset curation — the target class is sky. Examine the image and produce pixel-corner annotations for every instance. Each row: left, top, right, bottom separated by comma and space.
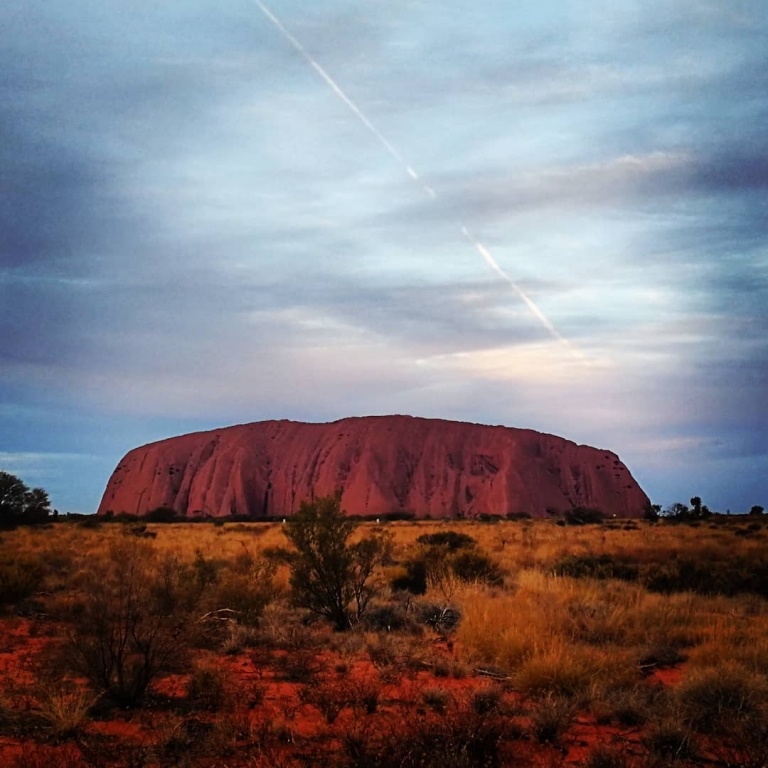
1, 0, 767, 514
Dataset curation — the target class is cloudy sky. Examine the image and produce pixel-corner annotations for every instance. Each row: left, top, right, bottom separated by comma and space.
2, 0, 766, 514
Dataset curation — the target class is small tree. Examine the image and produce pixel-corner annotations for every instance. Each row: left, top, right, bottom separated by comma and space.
23, 487, 52, 522
0, 472, 51, 525
689, 496, 711, 520
282, 496, 389, 630
663, 502, 690, 521
0, 471, 28, 521
643, 503, 661, 522
749, 505, 764, 516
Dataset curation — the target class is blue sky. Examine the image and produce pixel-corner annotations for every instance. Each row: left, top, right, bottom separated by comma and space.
1, 0, 766, 513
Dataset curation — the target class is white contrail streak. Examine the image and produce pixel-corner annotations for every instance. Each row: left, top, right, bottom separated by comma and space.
253, 0, 579, 358
253, 0, 408, 168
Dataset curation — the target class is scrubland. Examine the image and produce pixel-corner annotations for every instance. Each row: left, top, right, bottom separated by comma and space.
1, 513, 767, 766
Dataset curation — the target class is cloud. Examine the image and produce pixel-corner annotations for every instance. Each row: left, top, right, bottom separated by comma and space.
1, 0, 767, 513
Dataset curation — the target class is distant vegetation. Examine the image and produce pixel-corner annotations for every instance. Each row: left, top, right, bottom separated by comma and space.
0, 470, 52, 526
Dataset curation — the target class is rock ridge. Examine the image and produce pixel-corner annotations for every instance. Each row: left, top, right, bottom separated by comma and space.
98, 415, 649, 518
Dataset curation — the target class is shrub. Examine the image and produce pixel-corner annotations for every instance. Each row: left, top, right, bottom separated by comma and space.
395, 537, 504, 596
206, 557, 276, 626
450, 550, 505, 586
76, 516, 102, 530
391, 559, 428, 594
564, 507, 604, 525
186, 661, 232, 712
643, 503, 661, 522
0, 555, 45, 607
422, 686, 451, 714
300, 677, 353, 723
678, 664, 768, 735
0, 472, 52, 526
552, 554, 639, 582
471, 685, 504, 715
281, 496, 390, 630
642, 556, 768, 598
359, 603, 421, 634
415, 602, 462, 633
589, 684, 659, 727
144, 506, 179, 523
416, 531, 477, 551
643, 719, 698, 761
583, 744, 631, 768
64, 540, 192, 707
529, 694, 576, 744
342, 704, 511, 767
515, 643, 612, 698
35, 681, 94, 739
275, 647, 325, 683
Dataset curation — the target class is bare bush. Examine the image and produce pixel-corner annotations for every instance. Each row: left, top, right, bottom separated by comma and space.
64, 539, 192, 707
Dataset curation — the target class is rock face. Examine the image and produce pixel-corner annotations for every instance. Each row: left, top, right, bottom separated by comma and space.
98, 416, 649, 519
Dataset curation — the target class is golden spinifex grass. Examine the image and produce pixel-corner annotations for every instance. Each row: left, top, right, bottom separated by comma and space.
0, 514, 767, 767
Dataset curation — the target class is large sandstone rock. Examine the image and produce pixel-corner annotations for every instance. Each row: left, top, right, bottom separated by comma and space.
98, 416, 649, 519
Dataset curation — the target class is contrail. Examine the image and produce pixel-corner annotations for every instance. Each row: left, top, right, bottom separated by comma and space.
460, 225, 570, 346
253, 0, 578, 357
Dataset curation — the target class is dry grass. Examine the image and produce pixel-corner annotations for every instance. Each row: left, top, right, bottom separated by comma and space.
1, 516, 767, 766
35, 682, 95, 738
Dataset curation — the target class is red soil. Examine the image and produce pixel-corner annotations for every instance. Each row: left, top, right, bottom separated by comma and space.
0, 617, 696, 768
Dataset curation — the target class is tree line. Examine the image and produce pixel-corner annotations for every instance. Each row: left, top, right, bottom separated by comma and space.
0, 470, 53, 526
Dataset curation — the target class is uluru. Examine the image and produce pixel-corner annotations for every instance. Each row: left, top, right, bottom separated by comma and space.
98, 416, 649, 519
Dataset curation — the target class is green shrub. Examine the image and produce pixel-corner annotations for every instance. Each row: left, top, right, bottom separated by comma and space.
450, 549, 505, 585
391, 559, 428, 594
282, 496, 390, 630
416, 531, 476, 551
394, 537, 504, 596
